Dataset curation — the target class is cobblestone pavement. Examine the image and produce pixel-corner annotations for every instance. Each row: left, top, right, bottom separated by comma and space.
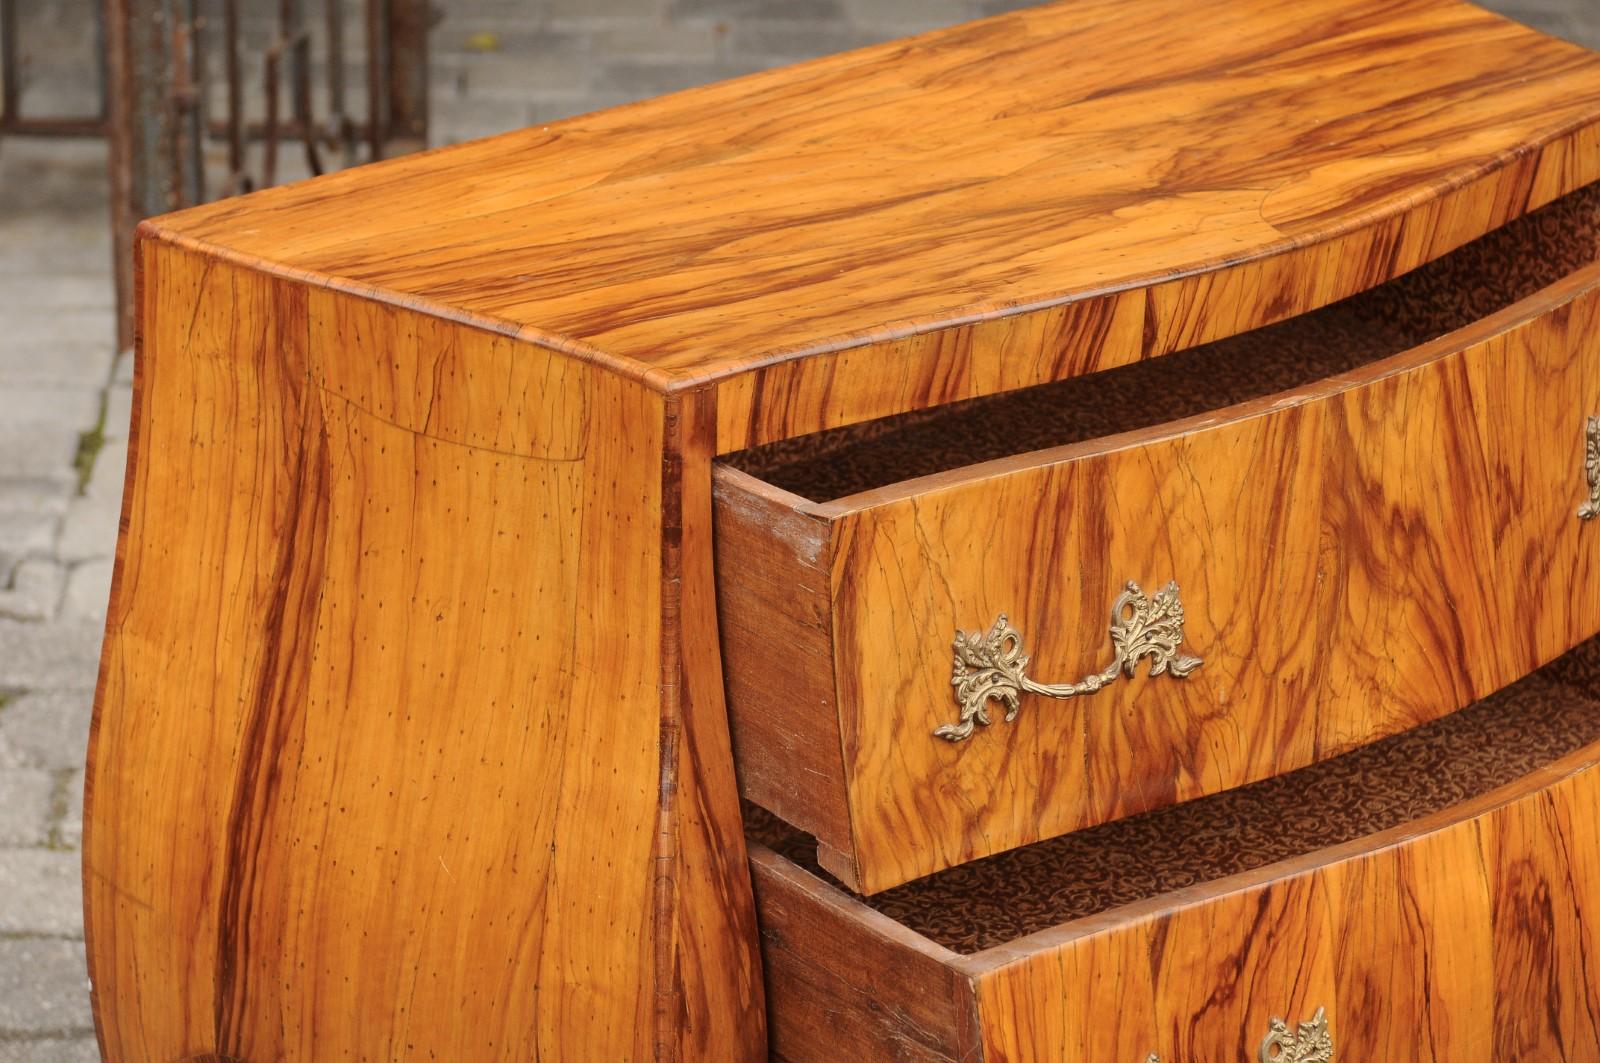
1, 0, 1597, 1057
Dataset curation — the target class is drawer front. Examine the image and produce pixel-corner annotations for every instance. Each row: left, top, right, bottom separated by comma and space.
973, 757, 1600, 1062
720, 269, 1600, 893
751, 663, 1600, 1062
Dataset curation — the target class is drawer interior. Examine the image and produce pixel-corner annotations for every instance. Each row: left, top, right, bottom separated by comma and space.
725, 181, 1600, 503
746, 633, 1600, 955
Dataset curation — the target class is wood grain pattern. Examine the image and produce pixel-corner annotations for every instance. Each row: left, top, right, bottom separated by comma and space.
717, 250, 1600, 894
657, 386, 768, 1060
741, 654, 1600, 955
751, 851, 978, 1063
711, 470, 852, 858
1484, 770, 1600, 1057
83, 234, 764, 1061
724, 179, 1600, 505
84, 0, 1600, 1054
751, 685, 1600, 1062
142, 0, 1600, 447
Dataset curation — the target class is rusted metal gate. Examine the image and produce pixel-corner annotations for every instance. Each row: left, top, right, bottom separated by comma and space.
0, 1, 109, 136
0, 0, 430, 346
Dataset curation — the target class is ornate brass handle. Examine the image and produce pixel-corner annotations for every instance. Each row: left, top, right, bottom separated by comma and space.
1144, 1006, 1332, 1063
935, 579, 1202, 742
1581, 415, 1600, 521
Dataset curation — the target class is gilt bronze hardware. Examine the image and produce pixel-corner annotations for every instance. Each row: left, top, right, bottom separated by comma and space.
1143, 1005, 1332, 1062
1581, 415, 1600, 521
1257, 1007, 1333, 1062
936, 580, 1202, 742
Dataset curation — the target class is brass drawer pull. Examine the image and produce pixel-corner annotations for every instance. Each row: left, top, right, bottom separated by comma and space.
1144, 1006, 1332, 1063
936, 580, 1202, 742
1581, 415, 1600, 521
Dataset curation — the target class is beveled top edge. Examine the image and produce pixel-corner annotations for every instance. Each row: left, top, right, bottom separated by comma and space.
145, 0, 1600, 395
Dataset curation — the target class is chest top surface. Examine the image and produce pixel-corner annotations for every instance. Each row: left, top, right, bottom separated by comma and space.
147, 0, 1600, 390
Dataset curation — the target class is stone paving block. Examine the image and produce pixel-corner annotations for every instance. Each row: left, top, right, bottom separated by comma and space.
0, 850, 83, 936
0, 768, 55, 846
84, 437, 128, 503
0, 423, 80, 483
1498, 0, 1600, 16
0, 691, 94, 772
839, 0, 972, 29
0, 310, 115, 352
0, 138, 108, 215
0, 274, 113, 314
0, 512, 60, 568
57, 770, 83, 850
0, 560, 65, 623
112, 349, 133, 385
432, 95, 541, 144
584, 20, 729, 61
727, 19, 887, 59
0, 1037, 99, 1063
435, 23, 591, 59
548, 0, 668, 21
0, 388, 100, 429
0, 620, 104, 692
0, 226, 111, 278
1498, 8, 1577, 37
670, 0, 842, 20
597, 56, 771, 97
0, 484, 71, 519
970, 0, 1036, 13
61, 560, 112, 622
54, 494, 119, 565
454, 50, 599, 99
102, 383, 132, 443
0, 343, 117, 391
1529, 10, 1600, 45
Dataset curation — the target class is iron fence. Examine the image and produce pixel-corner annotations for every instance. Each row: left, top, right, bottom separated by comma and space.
0, 0, 430, 344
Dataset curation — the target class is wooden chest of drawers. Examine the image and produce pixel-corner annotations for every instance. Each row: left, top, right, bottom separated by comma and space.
83, 0, 1600, 1059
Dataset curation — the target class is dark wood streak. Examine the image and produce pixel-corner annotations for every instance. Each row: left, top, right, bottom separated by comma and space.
131, 0, 1600, 450
716, 181, 1600, 893
750, 637, 1600, 1060
85, 240, 765, 1060
655, 388, 768, 1060
724, 181, 1600, 500
82, 1, 1600, 1056
214, 378, 330, 1055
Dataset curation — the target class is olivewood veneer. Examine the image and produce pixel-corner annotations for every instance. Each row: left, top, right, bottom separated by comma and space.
716, 179, 1600, 892
751, 635, 1600, 1062
729, 182, 1600, 503
133, 0, 1600, 447
82, 0, 1600, 1058
748, 636, 1600, 954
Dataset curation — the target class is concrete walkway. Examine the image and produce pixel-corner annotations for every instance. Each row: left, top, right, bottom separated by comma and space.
0, 0, 1595, 1057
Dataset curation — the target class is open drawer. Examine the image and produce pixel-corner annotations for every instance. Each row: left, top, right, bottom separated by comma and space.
747, 635, 1600, 1061
715, 182, 1600, 893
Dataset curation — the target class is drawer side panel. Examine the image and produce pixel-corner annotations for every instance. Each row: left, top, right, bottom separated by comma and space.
750, 849, 979, 1063
713, 469, 856, 872
970, 742, 1600, 1061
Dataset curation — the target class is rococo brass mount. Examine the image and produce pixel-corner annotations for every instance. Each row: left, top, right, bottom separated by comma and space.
1144, 1006, 1332, 1063
1580, 414, 1600, 521
936, 580, 1202, 742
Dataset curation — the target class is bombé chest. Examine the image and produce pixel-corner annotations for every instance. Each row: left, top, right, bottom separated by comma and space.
86, 0, 1600, 1060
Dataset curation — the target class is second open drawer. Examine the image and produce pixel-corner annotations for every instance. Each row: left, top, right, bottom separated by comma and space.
714, 185, 1600, 893
747, 634, 1600, 1061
